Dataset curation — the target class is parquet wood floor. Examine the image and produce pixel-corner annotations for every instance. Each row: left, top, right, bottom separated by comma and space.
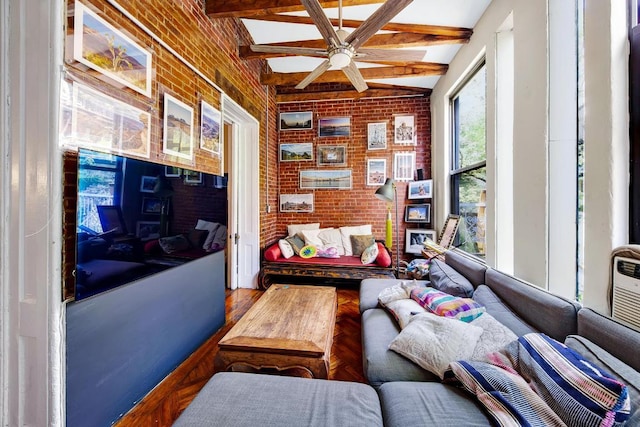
114, 286, 364, 427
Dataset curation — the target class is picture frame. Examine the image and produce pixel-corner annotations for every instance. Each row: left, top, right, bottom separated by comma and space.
280, 193, 314, 213
405, 204, 431, 223
317, 145, 346, 166
162, 93, 194, 160
405, 229, 437, 254
200, 100, 221, 155
407, 179, 433, 199
279, 111, 313, 131
140, 175, 158, 193
394, 151, 416, 181
136, 221, 161, 241
165, 166, 181, 177
141, 197, 162, 214
367, 122, 387, 150
299, 170, 352, 190
438, 214, 461, 249
279, 143, 313, 162
318, 117, 350, 137
394, 115, 415, 145
184, 169, 203, 185
73, 1, 152, 97
367, 159, 387, 186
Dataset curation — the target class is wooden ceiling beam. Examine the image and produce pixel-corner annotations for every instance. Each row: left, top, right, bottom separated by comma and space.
276, 87, 430, 103
205, 0, 385, 18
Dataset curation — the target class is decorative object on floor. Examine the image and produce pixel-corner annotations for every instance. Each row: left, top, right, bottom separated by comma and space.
393, 151, 416, 181
200, 100, 221, 155
280, 193, 314, 213
405, 229, 436, 254
317, 145, 346, 166
367, 122, 387, 150
279, 111, 313, 131
404, 203, 431, 223
407, 179, 433, 199
279, 142, 314, 162
394, 115, 416, 145
367, 159, 386, 186
162, 93, 194, 160
375, 178, 399, 276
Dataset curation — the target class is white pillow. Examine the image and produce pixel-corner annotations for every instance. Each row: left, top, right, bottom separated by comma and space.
389, 312, 484, 379
339, 224, 372, 256
209, 224, 227, 250
361, 242, 379, 264
278, 239, 295, 259
318, 228, 344, 255
287, 223, 320, 237
382, 298, 426, 329
301, 228, 334, 248
378, 281, 419, 305
195, 219, 219, 232
469, 313, 518, 361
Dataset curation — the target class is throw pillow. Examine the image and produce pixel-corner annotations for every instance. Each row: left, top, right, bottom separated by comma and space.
360, 242, 379, 264
375, 242, 392, 267
382, 298, 426, 329
428, 259, 474, 298
263, 243, 281, 261
195, 219, 218, 233
339, 225, 372, 256
317, 246, 340, 258
287, 222, 320, 237
278, 239, 295, 259
469, 313, 518, 360
299, 245, 317, 258
208, 224, 227, 251
389, 312, 484, 378
158, 235, 190, 254
318, 228, 345, 255
301, 228, 334, 248
351, 234, 375, 257
410, 287, 485, 323
378, 280, 420, 305
285, 234, 306, 256
186, 229, 208, 248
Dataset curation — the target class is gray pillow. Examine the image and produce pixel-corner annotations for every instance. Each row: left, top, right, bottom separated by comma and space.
285, 234, 305, 256
158, 235, 190, 254
428, 259, 474, 297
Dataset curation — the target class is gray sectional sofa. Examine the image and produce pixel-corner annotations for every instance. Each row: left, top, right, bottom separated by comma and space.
174, 249, 640, 426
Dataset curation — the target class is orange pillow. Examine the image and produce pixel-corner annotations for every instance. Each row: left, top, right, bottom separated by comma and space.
375, 242, 392, 267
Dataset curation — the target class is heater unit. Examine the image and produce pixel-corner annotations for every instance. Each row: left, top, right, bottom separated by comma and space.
612, 256, 640, 331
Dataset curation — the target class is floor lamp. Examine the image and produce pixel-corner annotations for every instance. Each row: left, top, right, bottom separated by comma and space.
375, 178, 400, 276
153, 177, 174, 237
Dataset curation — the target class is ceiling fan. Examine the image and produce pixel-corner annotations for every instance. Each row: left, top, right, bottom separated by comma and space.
249, 0, 426, 92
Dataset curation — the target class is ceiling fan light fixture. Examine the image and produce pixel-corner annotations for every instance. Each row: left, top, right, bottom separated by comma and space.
329, 47, 352, 68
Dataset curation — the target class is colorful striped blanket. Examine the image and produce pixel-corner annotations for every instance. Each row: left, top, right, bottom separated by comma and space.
449, 333, 630, 426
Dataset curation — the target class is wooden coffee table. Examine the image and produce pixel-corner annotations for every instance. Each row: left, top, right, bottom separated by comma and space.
214, 284, 337, 379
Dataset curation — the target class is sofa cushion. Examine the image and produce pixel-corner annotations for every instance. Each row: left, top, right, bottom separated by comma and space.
472, 285, 537, 336
173, 372, 383, 427
429, 259, 474, 297
378, 382, 492, 427
444, 249, 488, 287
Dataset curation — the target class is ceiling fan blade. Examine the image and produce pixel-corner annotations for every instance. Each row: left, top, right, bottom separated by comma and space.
355, 48, 426, 62
342, 61, 368, 92
295, 59, 332, 90
346, 0, 413, 50
300, 0, 341, 47
250, 45, 328, 57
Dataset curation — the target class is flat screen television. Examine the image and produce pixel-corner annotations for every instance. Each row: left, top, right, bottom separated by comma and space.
75, 148, 227, 300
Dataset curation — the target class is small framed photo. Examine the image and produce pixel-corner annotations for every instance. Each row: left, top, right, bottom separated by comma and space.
394, 151, 416, 181
367, 122, 387, 150
318, 117, 350, 137
280, 111, 313, 130
165, 166, 181, 177
407, 179, 433, 199
438, 214, 461, 249
317, 145, 346, 166
280, 193, 314, 213
405, 203, 431, 223
405, 229, 437, 254
367, 159, 387, 186
141, 197, 162, 214
136, 221, 161, 241
140, 175, 158, 193
184, 169, 203, 185
394, 115, 415, 145
162, 93, 194, 160
300, 170, 352, 190
279, 142, 313, 162
200, 100, 221, 155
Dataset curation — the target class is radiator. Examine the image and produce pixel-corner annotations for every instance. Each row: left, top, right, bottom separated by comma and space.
612, 256, 640, 331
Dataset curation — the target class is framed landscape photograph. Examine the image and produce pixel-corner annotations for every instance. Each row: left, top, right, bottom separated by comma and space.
163, 94, 194, 160
279, 142, 313, 162
280, 193, 314, 213
404, 203, 431, 223
141, 197, 162, 214
140, 175, 158, 193
73, 1, 152, 97
394, 151, 416, 181
394, 115, 415, 144
280, 111, 313, 130
317, 145, 346, 166
367, 159, 387, 186
367, 122, 387, 150
200, 100, 221, 155
184, 170, 203, 184
405, 229, 437, 254
136, 221, 160, 241
407, 179, 433, 199
318, 117, 350, 137
300, 170, 352, 190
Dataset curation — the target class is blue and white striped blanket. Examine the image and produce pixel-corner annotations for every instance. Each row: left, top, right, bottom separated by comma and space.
449, 333, 630, 426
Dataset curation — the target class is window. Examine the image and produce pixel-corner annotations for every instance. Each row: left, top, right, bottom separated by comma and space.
450, 63, 487, 257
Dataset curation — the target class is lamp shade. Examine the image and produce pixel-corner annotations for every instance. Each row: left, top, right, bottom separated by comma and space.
375, 178, 395, 202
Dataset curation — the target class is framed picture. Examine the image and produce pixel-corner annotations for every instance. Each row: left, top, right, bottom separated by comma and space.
367, 159, 387, 186
300, 170, 352, 190
162, 93, 194, 160
165, 166, 181, 177
136, 221, 160, 241
141, 197, 162, 214
140, 175, 158, 193
200, 100, 221, 155
73, 1, 152, 97
394, 151, 416, 181
438, 214, 461, 249
280, 111, 313, 130
318, 117, 350, 137
184, 169, 203, 184
317, 145, 346, 166
405, 229, 437, 254
394, 115, 415, 144
405, 204, 431, 223
407, 179, 433, 199
367, 122, 387, 150
280, 193, 314, 213
279, 143, 313, 162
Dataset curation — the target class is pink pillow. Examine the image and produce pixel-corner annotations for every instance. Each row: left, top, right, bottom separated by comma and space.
264, 243, 281, 261
375, 242, 392, 267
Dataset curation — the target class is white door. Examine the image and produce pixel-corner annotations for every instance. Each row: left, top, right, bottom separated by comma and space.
223, 96, 260, 289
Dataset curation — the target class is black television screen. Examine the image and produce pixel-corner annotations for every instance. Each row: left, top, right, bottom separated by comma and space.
75, 149, 227, 300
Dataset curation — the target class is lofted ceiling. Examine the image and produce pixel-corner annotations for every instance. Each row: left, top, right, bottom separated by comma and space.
205, 0, 492, 102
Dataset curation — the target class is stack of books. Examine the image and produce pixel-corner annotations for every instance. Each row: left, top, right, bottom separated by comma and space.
421, 239, 447, 260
